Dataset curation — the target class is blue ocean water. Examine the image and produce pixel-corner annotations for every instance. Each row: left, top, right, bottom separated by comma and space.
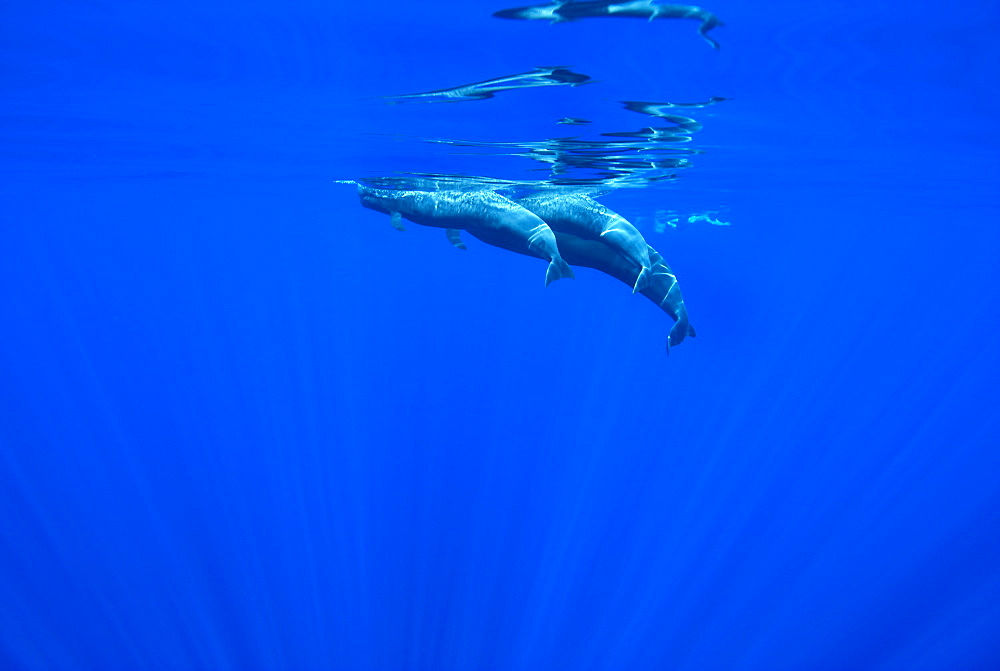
2, 1, 999, 669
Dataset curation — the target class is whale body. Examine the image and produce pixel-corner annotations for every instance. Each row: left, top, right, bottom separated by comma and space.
443, 223, 695, 349
554, 232, 695, 349
515, 193, 655, 293
357, 185, 575, 286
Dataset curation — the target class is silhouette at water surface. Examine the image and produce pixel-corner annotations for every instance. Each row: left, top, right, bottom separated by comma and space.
381, 66, 591, 103
621, 97, 728, 116
493, 1, 724, 48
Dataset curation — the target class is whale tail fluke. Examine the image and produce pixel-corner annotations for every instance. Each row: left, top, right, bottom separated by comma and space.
632, 265, 654, 293
667, 310, 694, 350
544, 256, 575, 287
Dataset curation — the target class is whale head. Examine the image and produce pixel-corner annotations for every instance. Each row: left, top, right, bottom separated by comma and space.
357, 185, 393, 215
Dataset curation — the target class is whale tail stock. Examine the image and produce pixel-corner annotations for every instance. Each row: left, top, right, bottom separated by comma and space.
544, 256, 575, 287
666, 309, 695, 352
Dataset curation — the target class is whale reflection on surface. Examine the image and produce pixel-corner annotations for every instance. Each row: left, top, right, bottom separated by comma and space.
621, 97, 729, 115
493, 1, 724, 49
368, 95, 727, 187
381, 66, 592, 104
394, 111, 704, 187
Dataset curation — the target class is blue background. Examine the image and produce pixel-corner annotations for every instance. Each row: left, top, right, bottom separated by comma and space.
2, 1, 999, 669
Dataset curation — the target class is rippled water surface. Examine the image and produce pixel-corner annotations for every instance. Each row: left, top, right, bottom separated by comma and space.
2, 1, 999, 669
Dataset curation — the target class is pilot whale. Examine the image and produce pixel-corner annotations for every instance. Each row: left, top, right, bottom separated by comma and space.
514, 192, 655, 293
493, 1, 724, 49
357, 185, 575, 286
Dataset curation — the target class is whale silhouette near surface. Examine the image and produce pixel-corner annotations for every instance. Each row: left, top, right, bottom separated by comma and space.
493, 1, 724, 49
357, 185, 575, 287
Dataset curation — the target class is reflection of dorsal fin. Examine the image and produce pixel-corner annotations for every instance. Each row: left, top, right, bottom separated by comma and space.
550, 2, 573, 23
445, 228, 467, 250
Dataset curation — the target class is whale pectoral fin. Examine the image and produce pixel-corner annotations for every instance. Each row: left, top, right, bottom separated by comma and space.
445, 228, 467, 250
632, 265, 653, 293
390, 211, 406, 231
544, 256, 575, 287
